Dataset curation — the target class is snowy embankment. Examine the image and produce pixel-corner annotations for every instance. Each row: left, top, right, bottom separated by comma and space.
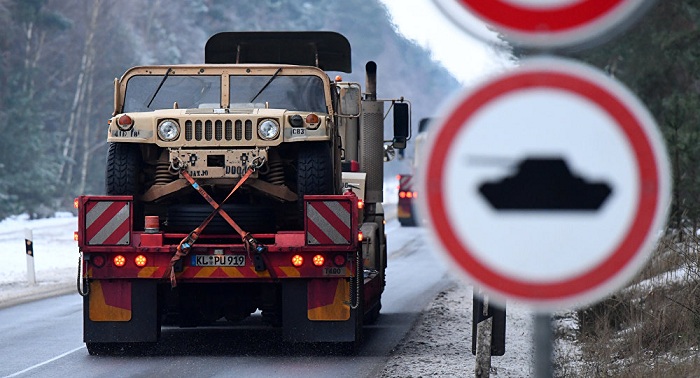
0, 213, 77, 307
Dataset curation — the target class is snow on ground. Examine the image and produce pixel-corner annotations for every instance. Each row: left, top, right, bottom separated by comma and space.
381, 279, 536, 377
0, 213, 77, 307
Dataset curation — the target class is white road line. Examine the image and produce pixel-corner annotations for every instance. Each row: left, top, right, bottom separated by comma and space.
3, 346, 84, 378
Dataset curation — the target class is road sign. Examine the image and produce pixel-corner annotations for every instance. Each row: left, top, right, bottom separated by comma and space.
432, 0, 655, 49
420, 57, 670, 310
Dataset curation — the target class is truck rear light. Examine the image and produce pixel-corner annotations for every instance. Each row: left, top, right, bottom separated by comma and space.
92, 254, 105, 268
413, 191, 418, 198
399, 191, 406, 198
357, 199, 364, 209
312, 255, 325, 266
73, 198, 79, 208
134, 255, 147, 267
114, 255, 126, 267
358, 231, 363, 242
73, 232, 79, 241
292, 254, 304, 267
406, 192, 413, 199
333, 254, 346, 266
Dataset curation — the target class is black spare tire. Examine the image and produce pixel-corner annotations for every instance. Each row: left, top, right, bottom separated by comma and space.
166, 203, 276, 234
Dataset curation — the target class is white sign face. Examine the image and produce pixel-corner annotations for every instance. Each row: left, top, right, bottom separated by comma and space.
432, 0, 655, 49
420, 57, 670, 310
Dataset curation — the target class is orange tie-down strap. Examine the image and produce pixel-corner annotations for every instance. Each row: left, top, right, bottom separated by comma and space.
168, 168, 264, 287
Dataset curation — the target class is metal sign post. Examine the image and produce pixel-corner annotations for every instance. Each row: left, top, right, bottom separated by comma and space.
533, 313, 553, 378
25, 228, 36, 286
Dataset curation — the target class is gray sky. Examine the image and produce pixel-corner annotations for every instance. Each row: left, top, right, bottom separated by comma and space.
380, 0, 512, 84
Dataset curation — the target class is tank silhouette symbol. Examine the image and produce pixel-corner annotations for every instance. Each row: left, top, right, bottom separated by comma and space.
479, 158, 612, 211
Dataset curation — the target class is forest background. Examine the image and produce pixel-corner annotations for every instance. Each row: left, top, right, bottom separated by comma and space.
1, 0, 698, 234
0, 0, 462, 219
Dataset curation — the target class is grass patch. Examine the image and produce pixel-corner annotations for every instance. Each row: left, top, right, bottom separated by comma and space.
556, 233, 700, 376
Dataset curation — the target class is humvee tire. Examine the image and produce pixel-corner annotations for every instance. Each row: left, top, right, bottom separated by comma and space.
106, 143, 142, 195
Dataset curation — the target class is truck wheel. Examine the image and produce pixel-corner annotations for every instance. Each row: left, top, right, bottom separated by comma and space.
106, 143, 142, 195
297, 142, 334, 197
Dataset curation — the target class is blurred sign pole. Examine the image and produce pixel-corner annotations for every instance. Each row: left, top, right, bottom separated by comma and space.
474, 292, 492, 378
533, 313, 553, 378
25, 229, 36, 286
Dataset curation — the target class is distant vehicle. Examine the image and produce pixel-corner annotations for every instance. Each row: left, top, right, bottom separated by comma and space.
397, 118, 431, 226
74, 31, 410, 355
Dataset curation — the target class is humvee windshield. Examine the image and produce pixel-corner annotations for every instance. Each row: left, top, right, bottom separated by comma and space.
123, 74, 327, 113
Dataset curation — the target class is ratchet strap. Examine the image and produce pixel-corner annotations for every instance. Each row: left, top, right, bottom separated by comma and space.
168, 165, 271, 287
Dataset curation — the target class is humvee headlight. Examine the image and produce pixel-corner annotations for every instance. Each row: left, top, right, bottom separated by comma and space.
258, 119, 280, 140
158, 119, 180, 141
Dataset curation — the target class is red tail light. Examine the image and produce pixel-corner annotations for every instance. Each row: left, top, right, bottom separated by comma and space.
292, 254, 304, 267
313, 255, 325, 266
114, 255, 126, 267
134, 255, 147, 267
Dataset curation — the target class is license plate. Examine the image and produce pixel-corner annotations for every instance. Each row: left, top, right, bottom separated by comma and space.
191, 254, 246, 267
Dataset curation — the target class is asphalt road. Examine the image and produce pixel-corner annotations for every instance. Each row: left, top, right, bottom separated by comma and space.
0, 221, 450, 378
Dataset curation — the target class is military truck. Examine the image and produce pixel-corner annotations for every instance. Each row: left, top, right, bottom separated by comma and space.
74, 31, 410, 354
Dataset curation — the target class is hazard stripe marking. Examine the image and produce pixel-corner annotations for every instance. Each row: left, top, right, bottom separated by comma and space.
307, 200, 351, 245
86, 201, 130, 245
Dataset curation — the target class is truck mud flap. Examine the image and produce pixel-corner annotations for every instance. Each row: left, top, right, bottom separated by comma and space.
282, 279, 359, 343
84, 280, 159, 343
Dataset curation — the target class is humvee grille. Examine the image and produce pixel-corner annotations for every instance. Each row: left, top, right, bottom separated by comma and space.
182, 118, 257, 143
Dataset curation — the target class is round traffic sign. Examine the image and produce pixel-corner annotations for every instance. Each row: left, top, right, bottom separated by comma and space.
432, 0, 655, 49
420, 57, 670, 310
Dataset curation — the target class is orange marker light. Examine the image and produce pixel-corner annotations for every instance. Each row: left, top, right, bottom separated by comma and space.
305, 113, 320, 124
358, 231, 363, 242
292, 254, 304, 267
73, 232, 79, 241
399, 191, 406, 199
114, 255, 126, 267
313, 255, 325, 266
358, 199, 364, 209
335, 75, 343, 82
135, 255, 147, 267
73, 198, 79, 209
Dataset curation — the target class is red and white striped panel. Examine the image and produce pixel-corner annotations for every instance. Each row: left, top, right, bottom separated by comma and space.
399, 175, 413, 191
85, 200, 130, 245
306, 200, 352, 245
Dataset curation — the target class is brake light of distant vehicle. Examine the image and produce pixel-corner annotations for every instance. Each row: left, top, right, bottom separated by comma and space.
312, 255, 325, 266
292, 254, 304, 267
117, 114, 133, 131
114, 255, 126, 267
134, 255, 147, 267
399, 191, 417, 199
